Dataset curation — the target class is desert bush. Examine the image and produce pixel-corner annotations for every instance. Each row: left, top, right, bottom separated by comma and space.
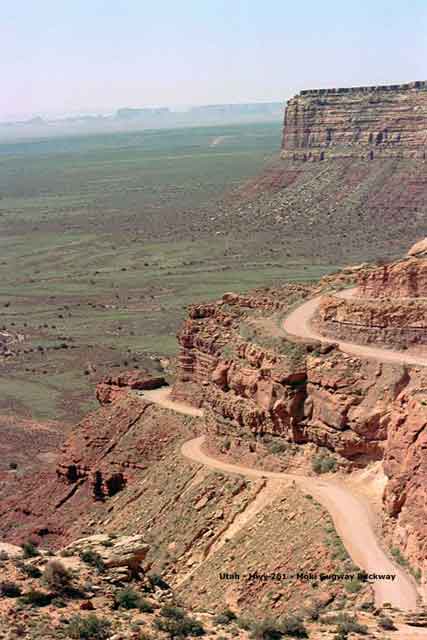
236, 617, 253, 631
20, 589, 52, 607
80, 549, 105, 572
391, 546, 407, 566
268, 440, 287, 455
281, 615, 308, 637
0, 581, 22, 597
250, 619, 284, 640
67, 613, 111, 639
344, 577, 363, 593
214, 609, 237, 625
160, 605, 185, 620
22, 541, 40, 558
312, 452, 337, 474
155, 616, 205, 638
43, 559, 72, 590
19, 562, 42, 578
157, 607, 205, 636
51, 596, 67, 607
334, 613, 368, 636
114, 587, 152, 611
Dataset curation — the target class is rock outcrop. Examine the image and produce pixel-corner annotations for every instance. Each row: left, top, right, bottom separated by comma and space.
282, 81, 427, 161
96, 370, 165, 405
314, 240, 427, 347
63, 533, 149, 571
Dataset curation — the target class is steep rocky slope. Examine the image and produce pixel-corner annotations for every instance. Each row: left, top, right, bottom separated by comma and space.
0, 535, 411, 640
0, 371, 374, 619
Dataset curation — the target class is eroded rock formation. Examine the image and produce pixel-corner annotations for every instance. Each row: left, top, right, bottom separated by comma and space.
282, 81, 427, 161
315, 239, 427, 347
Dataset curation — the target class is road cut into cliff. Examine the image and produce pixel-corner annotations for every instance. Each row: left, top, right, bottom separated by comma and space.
181, 434, 419, 611
145, 385, 420, 610
283, 288, 427, 367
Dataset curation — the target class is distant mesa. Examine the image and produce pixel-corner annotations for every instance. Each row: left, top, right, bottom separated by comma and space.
115, 107, 170, 120
281, 80, 427, 161
190, 102, 283, 115
1, 115, 46, 127
314, 238, 427, 347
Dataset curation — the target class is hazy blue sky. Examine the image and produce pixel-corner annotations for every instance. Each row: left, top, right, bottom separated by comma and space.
2, 0, 426, 119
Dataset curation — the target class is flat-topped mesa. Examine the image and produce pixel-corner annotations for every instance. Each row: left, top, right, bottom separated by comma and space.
314, 239, 427, 347
281, 80, 427, 161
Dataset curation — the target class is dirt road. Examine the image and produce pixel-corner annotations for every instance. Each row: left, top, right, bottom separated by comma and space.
141, 383, 421, 610
182, 435, 418, 611
283, 288, 427, 367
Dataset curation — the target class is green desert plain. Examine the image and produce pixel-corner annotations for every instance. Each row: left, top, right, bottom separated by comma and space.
0, 123, 339, 423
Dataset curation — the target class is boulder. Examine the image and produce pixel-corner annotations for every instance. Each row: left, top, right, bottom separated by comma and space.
62, 534, 149, 570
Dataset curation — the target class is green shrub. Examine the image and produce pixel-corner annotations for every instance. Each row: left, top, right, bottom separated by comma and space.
344, 578, 363, 593
80, 549, 105, 572
281, 616, 308, 638
160, 605, 185, 620
391, 546, 407, 566
0, 581, 22, 597
268, 440, 287, 455
250, 619, 283, 640
22, 541, 40, 558
51, 596, 67, 608
155, 608, 205, 637
100, 539, 114, 548
67, 613, 111, 639
312, 452, 337, 474
114, 587, 153, 612
334, 613, 368, 636
19, 563, 42, 579
214, 609, 237, 625
43, 559, 72, 590
20, 589, 53, 607
115, 587, 141, 609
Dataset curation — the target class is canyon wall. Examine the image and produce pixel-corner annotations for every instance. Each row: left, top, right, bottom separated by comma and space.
281, 81, 427, 161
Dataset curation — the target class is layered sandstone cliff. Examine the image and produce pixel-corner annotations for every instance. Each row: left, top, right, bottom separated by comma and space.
314, 240, 427, 347
282, 81, 427, 161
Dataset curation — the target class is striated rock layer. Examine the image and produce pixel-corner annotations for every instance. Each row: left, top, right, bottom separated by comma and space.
281, 81, 427, 161
315, 240, 427, 347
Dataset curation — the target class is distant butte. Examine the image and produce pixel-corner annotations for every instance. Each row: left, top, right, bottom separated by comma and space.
282, 80, 427, 161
